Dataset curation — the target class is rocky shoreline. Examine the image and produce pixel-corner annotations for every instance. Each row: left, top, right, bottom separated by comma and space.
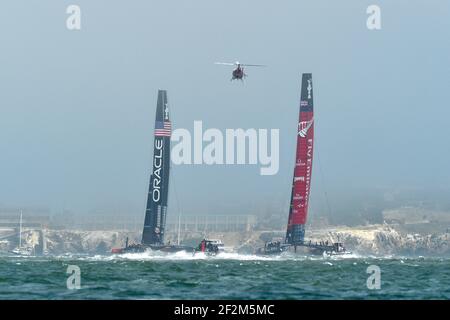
0, 224, 448, 256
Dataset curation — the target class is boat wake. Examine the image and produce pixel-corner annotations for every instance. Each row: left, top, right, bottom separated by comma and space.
75, 250, 368, 262
4, 251, 444, 263
107, 251, 285, 261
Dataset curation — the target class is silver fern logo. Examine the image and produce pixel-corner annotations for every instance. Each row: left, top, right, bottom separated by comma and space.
298, 119, 313, 138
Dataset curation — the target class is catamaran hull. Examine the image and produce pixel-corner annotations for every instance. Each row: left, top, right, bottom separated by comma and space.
283, 245, 337, 256
256, 245, 319, 256
256, 243, 350, 257
112, 244, 194, 254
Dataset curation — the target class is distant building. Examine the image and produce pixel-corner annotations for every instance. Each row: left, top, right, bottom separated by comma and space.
166, 215, 257, 233
0, 212, 50, 229
383, 207, 450, 226
1, 208, 257, 233
51, 212, 142, 231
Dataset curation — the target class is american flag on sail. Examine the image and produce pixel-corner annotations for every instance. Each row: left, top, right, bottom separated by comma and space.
154, 121, 171, 137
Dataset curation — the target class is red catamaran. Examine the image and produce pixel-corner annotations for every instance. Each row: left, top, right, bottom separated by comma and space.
258, 73, 348, 256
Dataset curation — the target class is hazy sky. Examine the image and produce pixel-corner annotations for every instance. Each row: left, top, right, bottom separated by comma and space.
0, 1, 449, 217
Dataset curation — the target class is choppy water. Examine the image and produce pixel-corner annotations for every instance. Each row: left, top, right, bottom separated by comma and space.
0, 252, 449, 299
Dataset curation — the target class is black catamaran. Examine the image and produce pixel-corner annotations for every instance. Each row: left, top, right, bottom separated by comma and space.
112, 90, 193, 254
257, 74, 348, 256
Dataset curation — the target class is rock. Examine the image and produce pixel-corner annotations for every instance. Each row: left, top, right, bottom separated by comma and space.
3, 224, 448, 256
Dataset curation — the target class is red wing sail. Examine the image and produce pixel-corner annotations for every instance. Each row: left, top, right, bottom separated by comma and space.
286, 74, 314, 244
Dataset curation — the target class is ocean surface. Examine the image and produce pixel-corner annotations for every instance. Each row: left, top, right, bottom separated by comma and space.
0, 252, 449, 299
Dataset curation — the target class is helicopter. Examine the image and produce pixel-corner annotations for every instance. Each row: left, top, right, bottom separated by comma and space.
214, 61, 266, 81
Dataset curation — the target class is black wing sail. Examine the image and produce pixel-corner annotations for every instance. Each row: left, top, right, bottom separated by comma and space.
142, 90, 171, 245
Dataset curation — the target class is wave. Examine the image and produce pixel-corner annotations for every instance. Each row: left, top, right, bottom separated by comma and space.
72, 250, 370, 262
3, 250, 448, 263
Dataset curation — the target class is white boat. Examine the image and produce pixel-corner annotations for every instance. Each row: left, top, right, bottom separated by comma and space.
10, 246, 33, 256
9, 211, 34, 256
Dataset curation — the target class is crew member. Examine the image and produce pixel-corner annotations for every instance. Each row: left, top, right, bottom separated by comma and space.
201, 240, 206, 252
